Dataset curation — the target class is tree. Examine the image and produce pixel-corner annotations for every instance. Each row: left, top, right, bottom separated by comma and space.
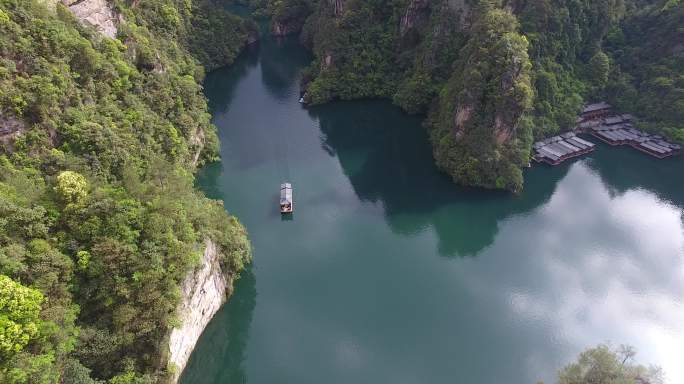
558, 344, 663, 384
588, 51, 610, 86
0, 275, 43, 359
55, 171, 88, 205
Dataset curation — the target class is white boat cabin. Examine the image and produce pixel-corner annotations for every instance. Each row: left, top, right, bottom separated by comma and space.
280, 183, 293, 213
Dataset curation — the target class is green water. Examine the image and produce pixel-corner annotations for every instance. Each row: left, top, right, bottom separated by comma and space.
182, 32, 684, 384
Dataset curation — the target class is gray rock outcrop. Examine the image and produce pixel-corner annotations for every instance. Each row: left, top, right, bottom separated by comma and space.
167, 239, 233, 382
63, 0, 118, 39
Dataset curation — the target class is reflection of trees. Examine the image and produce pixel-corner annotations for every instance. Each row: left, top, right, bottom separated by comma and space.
195, 162, 224, 200
583, 142, 684, 209
308, 99, 572, 257
203, 43, 260, 114
179, 267, 257, 384
259, 35, 312, 100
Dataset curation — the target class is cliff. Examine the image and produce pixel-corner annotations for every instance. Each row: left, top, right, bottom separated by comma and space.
167, 239, 234, 382
62, 0, 118, 39
429, 8, 533, 192
272, 19, 303, 36
293, 0, 635, 191
0, 0, 252, 382
269, 0, 313, 36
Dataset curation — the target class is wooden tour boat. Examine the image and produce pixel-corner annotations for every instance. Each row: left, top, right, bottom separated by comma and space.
280, 183, 293, 213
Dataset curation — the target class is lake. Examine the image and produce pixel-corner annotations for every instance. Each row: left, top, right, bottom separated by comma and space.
182, 30, 684, 384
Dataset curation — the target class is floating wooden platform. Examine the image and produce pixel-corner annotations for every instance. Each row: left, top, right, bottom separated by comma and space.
536, 102, 681, 165
589, 124, 681, 159
574, 103, 681, 160
533, 132, 596, 165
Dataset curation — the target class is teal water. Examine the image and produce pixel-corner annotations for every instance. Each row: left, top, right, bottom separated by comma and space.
183, 32, 684, 384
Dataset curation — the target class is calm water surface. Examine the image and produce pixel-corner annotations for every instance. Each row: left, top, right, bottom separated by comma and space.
182, 31, 684, 384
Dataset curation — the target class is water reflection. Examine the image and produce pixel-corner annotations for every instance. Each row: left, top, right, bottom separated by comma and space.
204, 44, 259, 114
260, 37, 312, 100
583, 142, 684, 208
180, 268, 257, 384
469, 164, 684, 382
307, 100, 573, 257
189, 28, 684, 384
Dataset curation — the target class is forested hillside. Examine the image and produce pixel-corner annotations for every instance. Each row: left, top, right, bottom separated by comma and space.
256, 0, 682, 191
0, 0, 251, 383
605, 0, 684, 142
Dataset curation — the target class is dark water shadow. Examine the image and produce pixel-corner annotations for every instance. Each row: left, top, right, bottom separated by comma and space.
259, 36, 313, 100
204, 43, 260, 114
306, 99, 573, 257
582, 141, 684, 208
179, 267, 257, 384
195, 162, 224, 200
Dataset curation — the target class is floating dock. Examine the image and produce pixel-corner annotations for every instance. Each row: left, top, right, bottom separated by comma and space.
533, 132, 596, 165
575, 102, 681, 159
590, 124, 681, 159
534, 102, 682, 166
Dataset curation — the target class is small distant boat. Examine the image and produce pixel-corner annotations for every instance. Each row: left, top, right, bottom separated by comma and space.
280, 182, 293, 213
299, 96, 305, 104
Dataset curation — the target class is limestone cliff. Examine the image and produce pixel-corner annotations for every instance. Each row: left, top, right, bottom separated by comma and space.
400, 0, 429, 36
329, 0, 345, 16
167, 239, 234, 382
0, 109, 26, 152
269, 0, 313, 36
429, 8, 533, 192
62, 0, 118, 39
272, 19, 303, 36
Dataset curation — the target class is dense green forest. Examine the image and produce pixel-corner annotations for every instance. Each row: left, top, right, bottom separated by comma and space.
261, 0, 683, 191
604, 0, 684, 142
0, 0, 251, 383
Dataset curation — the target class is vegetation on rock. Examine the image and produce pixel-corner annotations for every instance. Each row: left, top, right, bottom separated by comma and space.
429, 7, 533, 191
0, 0, 251, 382
604, 1, 684, 142
275, 0, 682, 191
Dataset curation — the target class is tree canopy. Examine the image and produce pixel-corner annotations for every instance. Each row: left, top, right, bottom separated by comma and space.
558, 344, 663, 384
0, 0, 252, 382
0, 275, 43, 358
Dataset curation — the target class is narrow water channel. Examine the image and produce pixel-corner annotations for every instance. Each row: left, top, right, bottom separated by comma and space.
182, 30, 684, 384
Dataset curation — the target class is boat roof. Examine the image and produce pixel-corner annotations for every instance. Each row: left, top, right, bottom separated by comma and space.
280, 183, 293, 204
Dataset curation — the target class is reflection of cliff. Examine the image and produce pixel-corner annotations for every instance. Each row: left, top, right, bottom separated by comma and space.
308, 99, 572, 257
583, 143, 684, 208
259, 36, 313, 99
179, 267, 256, 384
203, 43, 260, 114
195, 162, 224, 201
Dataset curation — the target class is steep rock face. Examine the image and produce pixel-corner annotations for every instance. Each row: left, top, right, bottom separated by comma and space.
63, 0, 118, 39
329, 0, 345, 16
167, 239, 233, 382
268, 0, 314, 36
272, 19, 302, 36
0, 110, 26, 149
400, 0, 430, 36
429, 8, 533, 192
189, 125, 206, 168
